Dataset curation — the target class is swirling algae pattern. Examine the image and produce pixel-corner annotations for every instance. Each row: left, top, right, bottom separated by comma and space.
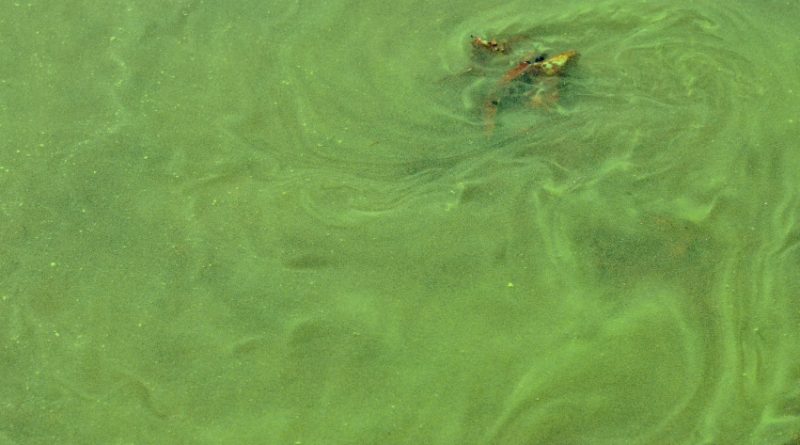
1, 0, 799, 443
263, 2, 800, 443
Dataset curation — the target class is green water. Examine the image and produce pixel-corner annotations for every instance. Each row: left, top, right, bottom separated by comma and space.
2, 1, 800, 444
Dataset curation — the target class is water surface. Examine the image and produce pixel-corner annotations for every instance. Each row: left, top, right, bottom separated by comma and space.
2, 0, 800, 443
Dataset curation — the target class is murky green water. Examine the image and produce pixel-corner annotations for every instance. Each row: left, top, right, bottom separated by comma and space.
2, 1, 800, 443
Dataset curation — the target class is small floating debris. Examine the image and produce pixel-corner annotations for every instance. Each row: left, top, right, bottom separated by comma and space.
468, 34, 579, 134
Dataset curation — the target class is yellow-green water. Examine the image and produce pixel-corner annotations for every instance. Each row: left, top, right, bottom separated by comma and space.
2, 1, 800, 444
